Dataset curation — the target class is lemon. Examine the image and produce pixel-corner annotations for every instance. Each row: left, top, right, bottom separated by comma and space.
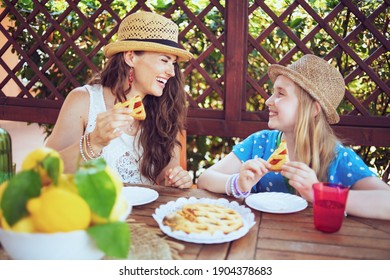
0, 216, 10, 230
57, 173, 78, 193
89, 167, 126, 224
42, 174, 77, 195
0, 181, 6, 197
0, 181, 7, 221
21, 147, 64, 186
26, 188, 91, 233
105, 166, 123, 194
91, 195, 128, 224
1, 216, 36, 232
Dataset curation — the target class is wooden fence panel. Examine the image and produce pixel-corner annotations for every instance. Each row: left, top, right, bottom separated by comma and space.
0, 0, 389, 147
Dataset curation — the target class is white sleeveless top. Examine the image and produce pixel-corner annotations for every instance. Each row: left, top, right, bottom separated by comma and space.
84, 84, 153, 185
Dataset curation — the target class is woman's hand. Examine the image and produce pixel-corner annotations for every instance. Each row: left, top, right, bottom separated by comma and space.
238, 158, 271, 192
90, 107, 134, 150
281, 161, 319, 202
165, 166, 193, 189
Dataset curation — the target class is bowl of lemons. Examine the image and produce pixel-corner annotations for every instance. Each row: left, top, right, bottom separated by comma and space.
0, 148, 131, 260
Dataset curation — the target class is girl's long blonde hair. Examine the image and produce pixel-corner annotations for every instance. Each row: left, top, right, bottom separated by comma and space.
293, 88, 340, 181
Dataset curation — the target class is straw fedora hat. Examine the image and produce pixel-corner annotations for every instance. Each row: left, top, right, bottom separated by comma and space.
104, 11, 193, 62
268, 54, 345, 124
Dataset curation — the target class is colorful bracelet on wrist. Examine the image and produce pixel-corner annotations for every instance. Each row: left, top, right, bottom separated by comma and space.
225, 174, 251, 198
227, 174, 251, 198
233, 175, 250, 198
230, 174, 241, 198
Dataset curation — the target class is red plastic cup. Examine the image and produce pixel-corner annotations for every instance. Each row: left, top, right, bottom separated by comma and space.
312, 182, 349, 233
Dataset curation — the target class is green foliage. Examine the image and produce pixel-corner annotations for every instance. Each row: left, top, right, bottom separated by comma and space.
1, 170, 41, 226
75, 158, 117, 219
353, 146, 390, 183
87, 221, 130, 259
187, 135, 240, 183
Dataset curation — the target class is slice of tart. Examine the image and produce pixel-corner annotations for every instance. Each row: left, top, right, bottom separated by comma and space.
114, 95, 146, 120
267, 140, 288, 171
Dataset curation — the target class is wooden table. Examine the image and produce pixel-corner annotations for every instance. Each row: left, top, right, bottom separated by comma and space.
128, 184, 390, 260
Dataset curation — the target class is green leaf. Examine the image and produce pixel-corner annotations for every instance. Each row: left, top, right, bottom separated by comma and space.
289, 18, 303, 28
87, 222, 130, 259
41, 155, 61, 185
74, 159, 116, 218
80, 157, 107, 170
1, 170, 41, 226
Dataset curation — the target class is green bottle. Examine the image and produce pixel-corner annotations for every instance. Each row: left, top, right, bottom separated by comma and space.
0, 127, 13, 184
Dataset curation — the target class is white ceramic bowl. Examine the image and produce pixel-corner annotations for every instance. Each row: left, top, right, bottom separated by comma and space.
0, 228, 105, 260
0, 203, 131, 260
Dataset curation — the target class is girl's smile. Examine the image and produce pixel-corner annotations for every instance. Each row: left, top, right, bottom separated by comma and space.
265, 75, 300, 133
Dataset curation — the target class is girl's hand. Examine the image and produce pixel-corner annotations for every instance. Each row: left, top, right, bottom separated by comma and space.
165, 166, 193, 189
90, 107, 134, 150
238, 158, 271, 192
281, 161, 319, 202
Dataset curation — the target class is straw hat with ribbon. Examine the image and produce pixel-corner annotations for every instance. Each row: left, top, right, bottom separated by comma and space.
268, 54, 345, 124
104, 11, 193, 62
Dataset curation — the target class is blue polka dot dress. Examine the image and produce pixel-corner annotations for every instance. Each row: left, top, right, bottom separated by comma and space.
232, 130, 376, 193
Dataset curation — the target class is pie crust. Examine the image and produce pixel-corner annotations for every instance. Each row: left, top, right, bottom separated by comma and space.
162, 203, 243, 234
114, 95, 146, 120
267, 140, 288, 171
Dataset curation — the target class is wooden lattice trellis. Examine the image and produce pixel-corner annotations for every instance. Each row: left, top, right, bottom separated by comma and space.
0, 0, 389, 147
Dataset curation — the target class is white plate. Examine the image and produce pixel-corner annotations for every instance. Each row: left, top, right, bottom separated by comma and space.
152, 197, 256, 244
122, 186, 159, 206
245, 192, 308, 214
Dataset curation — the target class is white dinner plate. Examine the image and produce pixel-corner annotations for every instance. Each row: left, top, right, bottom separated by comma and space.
245, 192, 308, 214
153, 197, 256, 244
122, 186, 159, 206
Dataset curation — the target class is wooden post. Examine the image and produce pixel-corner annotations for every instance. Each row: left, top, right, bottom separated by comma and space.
179, 129, 187, 170
224, 0, 248, 121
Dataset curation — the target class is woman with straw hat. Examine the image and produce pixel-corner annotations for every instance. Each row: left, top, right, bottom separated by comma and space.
46, 11, 193, 188
198, 54, 390, 219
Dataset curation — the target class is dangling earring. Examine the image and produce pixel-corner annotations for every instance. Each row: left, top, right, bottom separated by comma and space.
128, 67, 134, 88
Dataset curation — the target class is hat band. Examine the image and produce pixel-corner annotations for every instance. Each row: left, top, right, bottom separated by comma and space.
123, 38, 179, 48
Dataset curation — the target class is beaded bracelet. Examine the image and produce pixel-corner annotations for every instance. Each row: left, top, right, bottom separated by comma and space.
85, 133, 102, 158
225, 174, 239, 196
225, 175, 232, 196
82, 134, 94, 160
230, 174, 241, 198
79, 135, 88, 161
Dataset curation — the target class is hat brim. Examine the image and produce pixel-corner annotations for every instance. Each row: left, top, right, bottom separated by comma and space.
103, 41, 193, 62
268, 64, 340, 124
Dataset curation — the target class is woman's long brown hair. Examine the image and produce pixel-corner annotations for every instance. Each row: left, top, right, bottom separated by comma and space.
89, 52, 186, 183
